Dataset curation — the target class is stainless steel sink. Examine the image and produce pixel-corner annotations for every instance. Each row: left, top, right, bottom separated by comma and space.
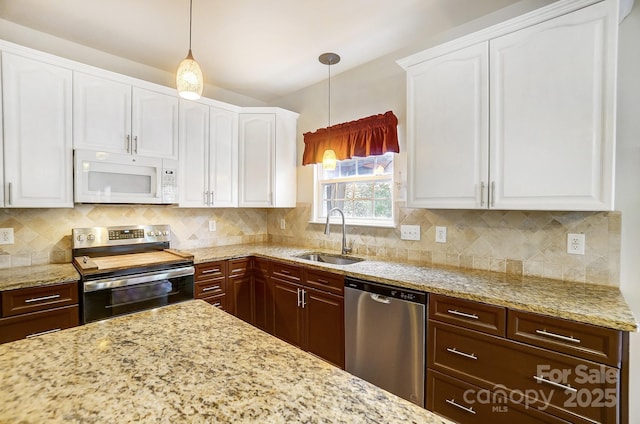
294, 252, 364, 265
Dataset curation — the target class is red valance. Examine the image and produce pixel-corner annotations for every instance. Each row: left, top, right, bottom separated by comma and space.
302, 111, 399, 165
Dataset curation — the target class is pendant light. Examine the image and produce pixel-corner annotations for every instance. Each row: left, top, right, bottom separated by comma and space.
176, 0, 203, 100
319, 52, 340, 171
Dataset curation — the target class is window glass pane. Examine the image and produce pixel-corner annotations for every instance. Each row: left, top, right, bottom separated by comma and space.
341, 182, 353, 200
322, 183, 334, 200
342, 200, 355, 217
339, 160, 357, 177
354, 182, 373, 199
354, 200, 373, 217
356, 156, 375, 177
374, 199, 392, 218
374, 181, 392, 198
322, 167, 340, 179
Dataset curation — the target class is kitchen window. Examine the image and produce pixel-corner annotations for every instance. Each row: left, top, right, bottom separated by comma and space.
315, 153, 394, 226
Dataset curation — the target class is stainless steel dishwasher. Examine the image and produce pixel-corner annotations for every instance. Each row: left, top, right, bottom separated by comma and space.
344, 277, 426, 407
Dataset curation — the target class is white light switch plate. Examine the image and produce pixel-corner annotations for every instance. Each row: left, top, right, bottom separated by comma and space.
435, 226, 447, 243
567, 233, 585, 255
208, 220, 217, 232
400, 225, 420, 241
0, 228, 14, 245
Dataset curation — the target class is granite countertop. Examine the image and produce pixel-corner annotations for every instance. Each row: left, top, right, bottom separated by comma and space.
0, 263, 79, 292
184, 244, 638, 332
0, 300, 452, 424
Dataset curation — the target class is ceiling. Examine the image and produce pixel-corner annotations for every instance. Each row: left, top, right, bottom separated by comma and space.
0, 0, 524, 102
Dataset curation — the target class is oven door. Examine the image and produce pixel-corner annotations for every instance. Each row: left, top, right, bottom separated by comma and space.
82, 266, 194, 323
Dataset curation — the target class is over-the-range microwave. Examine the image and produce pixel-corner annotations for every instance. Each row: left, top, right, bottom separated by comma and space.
74, 149, 177, 204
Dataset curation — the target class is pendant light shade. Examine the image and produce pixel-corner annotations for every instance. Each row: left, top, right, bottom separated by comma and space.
319, 53, 340, 171
322, 149, 337, 170
176, 0, 203, 100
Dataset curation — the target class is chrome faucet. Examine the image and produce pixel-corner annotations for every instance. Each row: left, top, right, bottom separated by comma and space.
324, 207, 352, 255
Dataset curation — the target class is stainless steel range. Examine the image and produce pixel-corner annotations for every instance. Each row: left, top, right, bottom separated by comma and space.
72, 225, 194, 324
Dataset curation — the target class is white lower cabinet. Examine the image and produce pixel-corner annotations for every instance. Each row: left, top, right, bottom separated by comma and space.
179, 100, 238, 207
238, 109, 298, 208
401, 0, 619, 211
1, 52, 73, 208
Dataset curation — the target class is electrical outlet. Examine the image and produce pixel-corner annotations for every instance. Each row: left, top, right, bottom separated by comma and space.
0, 228, 14, 245
567, 233, 585, 255
208, 220, 217, 232
280, 219, 286, 230
435, 226, 447, 243
400, 225, 420, 241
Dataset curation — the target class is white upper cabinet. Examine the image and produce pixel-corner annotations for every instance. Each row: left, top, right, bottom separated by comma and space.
132, 86, 179, 159
73, 72, 178, 160
179, 100, 238, 208
400, 0, 619, 211
489, 0, 617, 210
405, 42, 489, 209
2, 52, 73, 207
73, 72, 131, 153
238, 109, 298, 208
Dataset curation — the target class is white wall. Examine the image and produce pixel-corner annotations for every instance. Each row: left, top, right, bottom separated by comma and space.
615, 3, 640, 421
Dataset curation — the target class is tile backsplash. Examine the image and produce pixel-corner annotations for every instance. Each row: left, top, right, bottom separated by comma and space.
0, 205, 267, 267
0, 203, 621, 286
268, 203, 621, 286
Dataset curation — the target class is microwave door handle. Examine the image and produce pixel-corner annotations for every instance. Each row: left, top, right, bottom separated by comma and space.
156, 170, 162, 198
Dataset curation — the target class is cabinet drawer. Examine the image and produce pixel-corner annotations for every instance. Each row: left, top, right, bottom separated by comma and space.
1, 282, 78, 317
228, 258, 251, 278
270, 261, 301, 284
0, 305, 79, 344
201, 294, 226, 311
430, 294, 506, 336
304, 269, 344, 295
427, 370, 571, 424
429, 321, 619, 423
508, 310, 622, 367
195, 279, 225, 298
195, 261, 226, 281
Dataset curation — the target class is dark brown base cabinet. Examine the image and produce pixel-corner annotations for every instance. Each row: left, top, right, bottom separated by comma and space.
427, 294, 628, 424
0, 282, 80, 344
196, 257, 346, 369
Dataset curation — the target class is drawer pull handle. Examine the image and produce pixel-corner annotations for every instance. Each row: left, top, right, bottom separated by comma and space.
231, 268, 245, 274
446, 399, 476, 415
26, 328, 61, 339
25, 294, 61, 303
213, 302, 222, 308
447, 309, 479, 320
317, 278, 329, 284
446, 347, 477, 360
533, 375, 578, 393
535, 329, 581, 344
201, 269, 220, 274
280, 269, 291, 275
202, 285, 221, 292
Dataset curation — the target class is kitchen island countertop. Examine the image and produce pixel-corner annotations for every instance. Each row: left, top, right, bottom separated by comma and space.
0, 300, 451, 424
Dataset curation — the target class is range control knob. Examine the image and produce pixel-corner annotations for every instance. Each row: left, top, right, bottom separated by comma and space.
147, 231, 154, 237
162, 231, 169, 236
155, 231, 162, 236
76, 234, 86, 242
87, 234, 95, 241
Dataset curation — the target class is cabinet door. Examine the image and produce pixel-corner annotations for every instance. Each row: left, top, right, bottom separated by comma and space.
489, 0, 616, 210
73, 71, 131, 153
303, 287, 344, 369
228, 259, 253, 324
272, 278, 303, 347
209, 107, 238, 207
406, 42, 489, 209
2, 52, 73, 207
238, 113, 275, 207
179, 100, 210, 207
132, 87, 179, 159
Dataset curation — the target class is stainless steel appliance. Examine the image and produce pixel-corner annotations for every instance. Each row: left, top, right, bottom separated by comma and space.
72, 225, 194, 323
344, 277, 426, 407
74, 149, 178, 204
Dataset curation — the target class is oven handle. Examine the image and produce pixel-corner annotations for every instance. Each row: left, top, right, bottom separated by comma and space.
83, 266, 194, 293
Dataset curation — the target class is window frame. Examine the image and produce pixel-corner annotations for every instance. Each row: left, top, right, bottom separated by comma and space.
311, 153, 396, 228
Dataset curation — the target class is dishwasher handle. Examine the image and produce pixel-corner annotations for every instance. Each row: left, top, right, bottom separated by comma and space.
370, 293, 391, 304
